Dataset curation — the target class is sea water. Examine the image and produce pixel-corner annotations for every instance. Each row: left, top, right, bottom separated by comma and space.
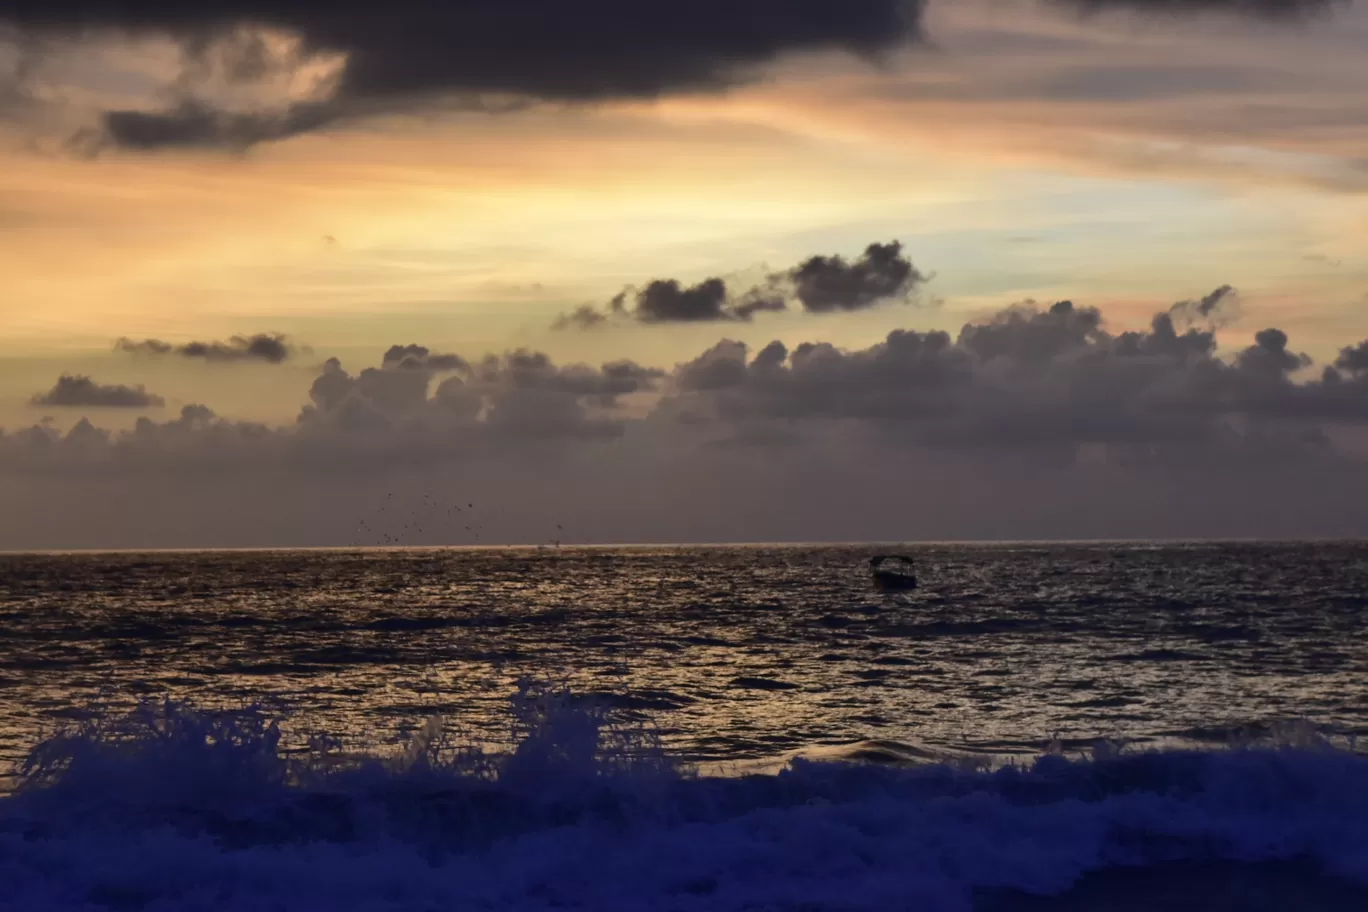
1, 542, 1366, 909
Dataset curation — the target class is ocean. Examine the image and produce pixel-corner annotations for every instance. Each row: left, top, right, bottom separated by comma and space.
1, 542, 1366, 910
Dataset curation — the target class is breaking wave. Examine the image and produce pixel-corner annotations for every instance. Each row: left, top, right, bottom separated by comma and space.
3, 682, 1368, 911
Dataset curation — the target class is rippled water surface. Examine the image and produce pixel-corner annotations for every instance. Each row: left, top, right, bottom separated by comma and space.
3, 541, 1366, 768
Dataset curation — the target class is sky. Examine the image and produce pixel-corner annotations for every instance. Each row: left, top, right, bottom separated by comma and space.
2, 0, 1368, 548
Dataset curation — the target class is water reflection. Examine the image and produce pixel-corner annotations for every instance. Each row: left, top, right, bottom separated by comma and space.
1, 542, 1365, 769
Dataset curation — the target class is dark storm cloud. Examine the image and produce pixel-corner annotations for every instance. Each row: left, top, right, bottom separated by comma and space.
553, 241, 925, 329
0, 0, 928, 148
1048, 0, 1343, 19
116, 332, 297, 363
91, 102, 337, 152
2, 0, 1348, 151
30, 375, 165, 408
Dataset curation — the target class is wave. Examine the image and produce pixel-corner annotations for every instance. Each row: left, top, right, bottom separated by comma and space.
3, 683, 1367, 911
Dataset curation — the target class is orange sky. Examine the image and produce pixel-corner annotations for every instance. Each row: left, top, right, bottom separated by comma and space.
2, 0, 1367, 430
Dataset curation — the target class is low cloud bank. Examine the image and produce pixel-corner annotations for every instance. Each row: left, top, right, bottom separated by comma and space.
7, 284, 1368, 547
8, 288, 1367, 474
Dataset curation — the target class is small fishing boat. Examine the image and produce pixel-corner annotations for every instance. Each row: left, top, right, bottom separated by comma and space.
870, 554, 918, 591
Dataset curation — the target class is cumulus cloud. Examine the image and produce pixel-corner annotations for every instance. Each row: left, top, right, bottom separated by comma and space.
7, 289, 1368, 546
676, 340, 756, 392
633, 278, 732, 324
8, 259, 1368, 547
1334, 341, 1368, 376
380, 344, 468, 373
116, 332, 297, 363
9, 289, 1368, 474
295, 347, 663, 443
29, 375, 165, 408
554, 241, 926, 329
667, 294, 1368, 449
1, 346, 671, 487
788, 241, 927, 314
1235, 327, 1312, 379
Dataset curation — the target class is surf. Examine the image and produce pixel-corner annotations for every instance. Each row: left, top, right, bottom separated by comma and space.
3, 681, 1366, 911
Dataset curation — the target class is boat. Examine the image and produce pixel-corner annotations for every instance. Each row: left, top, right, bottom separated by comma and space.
869, 554, 917, 591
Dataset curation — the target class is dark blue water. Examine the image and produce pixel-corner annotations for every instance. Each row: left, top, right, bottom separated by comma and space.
1, 542, 1366, 910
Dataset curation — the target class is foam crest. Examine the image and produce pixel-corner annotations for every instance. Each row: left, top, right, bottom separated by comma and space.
4, 685, 1368, 911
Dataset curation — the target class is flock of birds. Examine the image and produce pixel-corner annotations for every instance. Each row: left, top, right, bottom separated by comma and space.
350, 492, 565, 549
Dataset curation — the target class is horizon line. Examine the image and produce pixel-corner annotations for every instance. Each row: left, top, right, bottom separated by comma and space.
3, 535, 1365, 557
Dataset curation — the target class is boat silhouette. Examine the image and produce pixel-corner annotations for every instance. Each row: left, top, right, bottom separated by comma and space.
869, 554, 917, 591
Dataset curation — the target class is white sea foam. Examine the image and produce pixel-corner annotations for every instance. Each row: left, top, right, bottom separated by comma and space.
3, 681, 1367, 911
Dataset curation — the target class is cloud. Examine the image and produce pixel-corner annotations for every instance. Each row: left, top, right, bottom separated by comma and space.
295, 347, 663, 443
0, 348, 669, 494
666, 293, 1368, 449
8, 290, 1368, 547
634, 278, 732, 324
1335, 341, 1368, 375
1, 0, 1348, 152
380, 344, 468, 373
10, 289, 1368, 474
677, 340, 756, 392
1167, 284, 1239, 331
1048, 0, 1343, 20
788, 241, 928, 314
116, 332, 297, 363
89, 101, 338, 152
29, 375, 165, 408
1235, 327, 1311, 379
554, 241, 926, 329
2, 0, 928, 149
551, 306, 611, 332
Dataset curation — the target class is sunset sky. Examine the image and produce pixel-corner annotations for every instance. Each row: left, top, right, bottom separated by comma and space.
2, 0, 1367, 548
